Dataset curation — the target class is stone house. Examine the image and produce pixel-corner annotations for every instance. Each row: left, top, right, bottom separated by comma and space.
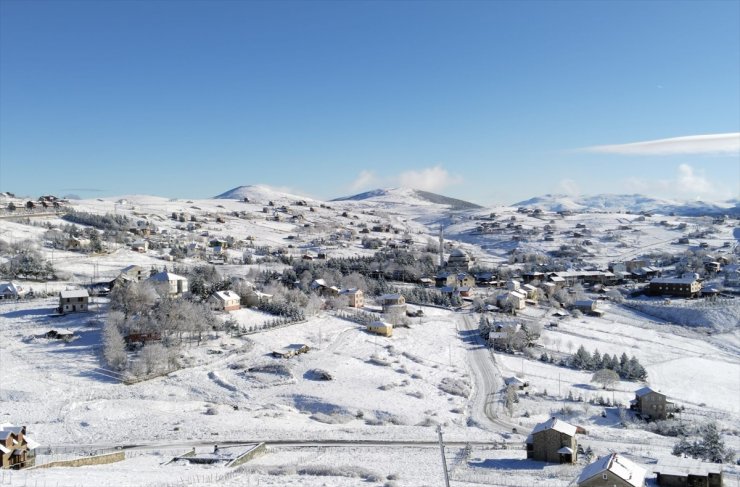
59, 289, 89, 313
630, 387, 673, 420
577, 453, 646, 487
654, 459, 723, 487
0, 424, 38, 469
526, 417, 578, 464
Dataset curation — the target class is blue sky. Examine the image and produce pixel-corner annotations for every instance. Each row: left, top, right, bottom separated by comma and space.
1, 0, 738, 205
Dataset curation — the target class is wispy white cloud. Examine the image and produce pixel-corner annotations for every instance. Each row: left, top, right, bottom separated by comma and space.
347, 164, 463, 193
623, 164, 726, 199
349, 170, 378, 191
675, 163, 713, 194
397, 165, 463, 192
579, 132, 740, 156
558, 178, 579, 196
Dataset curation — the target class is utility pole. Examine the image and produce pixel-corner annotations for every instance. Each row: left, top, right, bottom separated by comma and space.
437, 425, 451, 487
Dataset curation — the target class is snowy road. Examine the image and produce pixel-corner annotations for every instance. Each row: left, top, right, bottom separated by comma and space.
457, 313, 519, 435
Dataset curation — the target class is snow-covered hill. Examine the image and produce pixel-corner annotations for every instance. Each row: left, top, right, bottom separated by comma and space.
333, 188, 482, 210
515, 193, 739, 216
214, 184, 319, 204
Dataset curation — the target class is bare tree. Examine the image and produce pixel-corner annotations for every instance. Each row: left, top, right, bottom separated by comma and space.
591, 369, 620, 390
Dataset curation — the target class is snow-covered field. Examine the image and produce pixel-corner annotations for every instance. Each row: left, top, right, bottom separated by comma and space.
0, 187, 738, 485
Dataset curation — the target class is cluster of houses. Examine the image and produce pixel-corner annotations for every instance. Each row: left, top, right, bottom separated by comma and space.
523, 398, 723, 486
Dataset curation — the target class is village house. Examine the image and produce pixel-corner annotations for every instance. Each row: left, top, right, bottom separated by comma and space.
378, 293, 406, 313
498, 290, 527, 310
573, 299, 604, 317
148, 271, 189, 296
366, 320, 393, 337
244, 289, 273, 307
0, 282, 22, 300
654, 459, 723, 487
65, 236, 90, 251
630, 387, 673, 420
209, 290, 241, 311
0, 424, 38, 469
58, 289, 89, 313
340, 288, 364, 308
435, 271, 457, 288
131, 240, 149, 252
648, 277, 701, 298
576, 453, 646, 487
526, 417, 578, 464
120, 265, 147, 281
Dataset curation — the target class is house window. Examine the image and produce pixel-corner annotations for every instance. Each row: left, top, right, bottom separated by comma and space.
602, 474, 608, 480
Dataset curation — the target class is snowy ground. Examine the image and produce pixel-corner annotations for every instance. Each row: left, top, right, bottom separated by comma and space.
0, 190, 738, 485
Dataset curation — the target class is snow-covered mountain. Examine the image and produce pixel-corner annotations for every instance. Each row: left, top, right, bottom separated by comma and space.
213, 185, 318, 204
333, 188, 482, 210
515, 193, 739, 216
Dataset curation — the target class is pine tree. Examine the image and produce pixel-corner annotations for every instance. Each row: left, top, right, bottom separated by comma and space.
592, 349, 603, 371
700, 422, 732, 463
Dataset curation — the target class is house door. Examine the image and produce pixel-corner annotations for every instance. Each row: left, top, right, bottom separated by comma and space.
72, 305, 76, 311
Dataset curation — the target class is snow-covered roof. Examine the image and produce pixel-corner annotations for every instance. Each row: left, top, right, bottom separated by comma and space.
635, 386, 660, 397
577, 453, 646, 487
369, 320, 392, 328
653, 458, 723, 477
59, 289, 89, 299
149, 271, 187, 282
379, 293, 403, 301
650, 277, 697, 285
530, 417, 577, 437
0, 281, 20, 295
213, 290, 240, 301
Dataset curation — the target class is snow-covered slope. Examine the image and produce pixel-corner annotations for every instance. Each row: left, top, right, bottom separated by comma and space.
515, 193, 739, 216
214, 184, 319, 204
333, 188, 482, 210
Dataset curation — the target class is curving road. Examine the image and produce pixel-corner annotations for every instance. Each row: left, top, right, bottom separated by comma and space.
457, 312, 519, 435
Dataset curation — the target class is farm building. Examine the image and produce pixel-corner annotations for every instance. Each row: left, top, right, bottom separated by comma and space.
366, 320, 393, 337
654, 459, 723, 487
